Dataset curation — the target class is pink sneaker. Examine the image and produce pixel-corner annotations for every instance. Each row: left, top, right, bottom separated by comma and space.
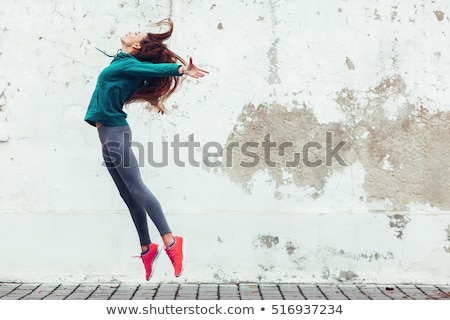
141, 243, 161, 281
165, 236, 184, 277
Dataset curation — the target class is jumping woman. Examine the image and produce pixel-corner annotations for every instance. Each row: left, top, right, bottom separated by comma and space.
84, 19, 208, 281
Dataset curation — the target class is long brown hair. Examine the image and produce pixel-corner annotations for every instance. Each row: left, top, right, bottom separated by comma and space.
126, 19, 186, 107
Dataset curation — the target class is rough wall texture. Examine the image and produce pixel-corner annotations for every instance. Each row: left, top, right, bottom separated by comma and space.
0, 0, 449, 283
223, 79, 450, 211
1, 0, 450, 213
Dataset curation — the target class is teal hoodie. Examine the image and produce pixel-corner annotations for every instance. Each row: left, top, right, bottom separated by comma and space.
84, 52, 181, 127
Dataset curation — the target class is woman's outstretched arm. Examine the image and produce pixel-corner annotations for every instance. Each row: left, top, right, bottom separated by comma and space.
178, 57, 209, 78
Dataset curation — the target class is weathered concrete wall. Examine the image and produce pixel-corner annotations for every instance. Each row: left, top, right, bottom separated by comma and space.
0, 0, 449, 283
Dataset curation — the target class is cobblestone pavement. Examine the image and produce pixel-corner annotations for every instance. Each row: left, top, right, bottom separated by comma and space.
0, 283, 449, 300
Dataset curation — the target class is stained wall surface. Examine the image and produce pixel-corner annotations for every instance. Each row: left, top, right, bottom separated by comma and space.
0, 0, 449, 283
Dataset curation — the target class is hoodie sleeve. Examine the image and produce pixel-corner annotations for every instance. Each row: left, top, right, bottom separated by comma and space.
122, 58, 181, 78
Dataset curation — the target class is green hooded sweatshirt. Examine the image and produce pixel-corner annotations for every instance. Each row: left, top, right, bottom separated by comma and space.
84, 52, 181, 127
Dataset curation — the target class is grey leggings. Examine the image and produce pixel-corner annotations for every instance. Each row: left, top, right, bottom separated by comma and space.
98, 125, 171, 246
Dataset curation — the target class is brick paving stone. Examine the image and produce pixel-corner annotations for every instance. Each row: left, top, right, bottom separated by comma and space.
131, 284, 159, 300
219, 284, 240, 300
20, 284, 60, 300
65, 284, 99, 300
318, 285, 348, 300
299, 285, 327, 300
153, 284, 178, 300
43, 284, 79, 300
198, 284, 219, 300
357, 284, 392, 300
88, 283, 120, 300
279, 284, 305, 300
0, 283, 40, 300
338, 285, 370, 300
435, 286, 450, 300
16, 283, 41, 290
176, 284, 198, 300
396, 285, 430, 300
239, 284, 262, 300
109, 284, 139, 300
377, 285, 412, 300
259, 285, 283, 300
415, 285, 446, 300
0, 283, 21, 298
0, 282, 448, 300
399, 285, 450, 301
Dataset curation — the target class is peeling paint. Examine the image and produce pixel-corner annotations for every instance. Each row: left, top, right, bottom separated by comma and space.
337, 270, 359, 282
267, 38, 280, 85
267, 0, 280, 85
221, 74, 450, 211
0, 91, 5, 112
322, 269, 360, 282
445, 225, 450, 253
319, 246, 394, 262
254, 235, 279, 249
345, 57, 355, 70
357, 251, 394, 262
221, 103, 350, 193
373, 9, 381, 21
434, 10, 445, 21
258, 264, 275, 272
388, 214, 411, 239
391, 5, 398, 22
285, 241, 296, 255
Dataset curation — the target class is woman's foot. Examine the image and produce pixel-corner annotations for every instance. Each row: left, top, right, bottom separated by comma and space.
165, 236, 184, 277
141, 243, 161, 281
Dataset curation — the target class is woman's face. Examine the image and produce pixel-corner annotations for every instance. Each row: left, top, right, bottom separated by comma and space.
120, 31, 147, 48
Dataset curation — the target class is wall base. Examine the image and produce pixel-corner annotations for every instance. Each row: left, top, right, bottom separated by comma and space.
0, 211, 449, 284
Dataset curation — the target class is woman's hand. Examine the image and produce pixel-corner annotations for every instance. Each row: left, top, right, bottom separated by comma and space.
180, 57, 209, 78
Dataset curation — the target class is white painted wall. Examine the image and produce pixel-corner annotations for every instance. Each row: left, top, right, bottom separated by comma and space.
0, 0, 449, 284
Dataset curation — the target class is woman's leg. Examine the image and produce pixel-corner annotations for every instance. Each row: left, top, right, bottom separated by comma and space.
105, 164, 151, 247
99, 126, 172, 241
98, 125, 183, 278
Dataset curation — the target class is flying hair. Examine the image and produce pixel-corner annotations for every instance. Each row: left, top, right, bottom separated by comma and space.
126, 19, 187, 108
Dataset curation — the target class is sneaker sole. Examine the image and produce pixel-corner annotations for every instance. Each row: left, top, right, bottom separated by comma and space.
148, 246, 162, 281
175, 237, 185, 278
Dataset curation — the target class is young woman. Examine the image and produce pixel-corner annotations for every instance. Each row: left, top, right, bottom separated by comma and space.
84, 19, 208, 281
